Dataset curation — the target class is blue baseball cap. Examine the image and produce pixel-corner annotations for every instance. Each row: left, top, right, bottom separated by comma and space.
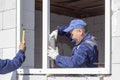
63, 19, 87, 32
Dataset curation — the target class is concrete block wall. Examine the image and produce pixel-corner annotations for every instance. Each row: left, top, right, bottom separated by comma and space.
0, 0, 17, 80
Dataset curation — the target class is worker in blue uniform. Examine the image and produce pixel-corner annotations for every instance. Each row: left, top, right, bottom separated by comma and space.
0, 42, 26, 74
48, 19, 98, 68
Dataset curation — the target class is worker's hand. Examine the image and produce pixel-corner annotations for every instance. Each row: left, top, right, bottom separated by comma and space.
19, 41, 26, 52
48, 46, 59, 60
49, 30, 58, 40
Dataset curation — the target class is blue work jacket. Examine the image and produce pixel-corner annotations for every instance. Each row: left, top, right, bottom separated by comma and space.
0, 50, 25, 74
55, 27, 98, 68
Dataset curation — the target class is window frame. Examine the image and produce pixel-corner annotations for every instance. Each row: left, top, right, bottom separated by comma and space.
17, 0, 111, 75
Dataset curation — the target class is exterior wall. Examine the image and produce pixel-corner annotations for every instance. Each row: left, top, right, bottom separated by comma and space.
0, 0, 17, 80
1, 0, 120, 80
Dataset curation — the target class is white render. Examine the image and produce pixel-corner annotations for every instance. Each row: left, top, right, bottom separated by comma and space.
0, 0, 120, 80
0, 0, 17, 79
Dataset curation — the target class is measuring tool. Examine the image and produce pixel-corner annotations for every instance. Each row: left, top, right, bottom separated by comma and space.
22, 29, 26, 43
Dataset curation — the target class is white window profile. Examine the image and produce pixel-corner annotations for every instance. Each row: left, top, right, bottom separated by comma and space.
42, 0, 111, 74
17, 0, 111, 75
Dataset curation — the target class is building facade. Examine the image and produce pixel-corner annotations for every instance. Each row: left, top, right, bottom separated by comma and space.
0, 0, 120, 80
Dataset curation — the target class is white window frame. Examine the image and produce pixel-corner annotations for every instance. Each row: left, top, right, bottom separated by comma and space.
17, 0, 111, 75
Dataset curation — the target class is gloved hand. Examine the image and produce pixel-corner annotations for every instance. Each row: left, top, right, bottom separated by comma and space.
49, 30, 58, 40
48, 46, 59, 60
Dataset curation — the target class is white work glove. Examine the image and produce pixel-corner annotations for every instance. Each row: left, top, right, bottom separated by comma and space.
49, 30, 58, 40
48, 46, 59, 60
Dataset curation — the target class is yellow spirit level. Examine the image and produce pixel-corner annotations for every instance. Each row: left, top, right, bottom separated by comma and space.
22, 29, 26, 43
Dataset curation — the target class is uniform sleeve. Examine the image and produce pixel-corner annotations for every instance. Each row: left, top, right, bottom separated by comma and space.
57, 26, 68, 36
57, 26, 75, 44
0, 50, 25, 74
55, 46, 87, 68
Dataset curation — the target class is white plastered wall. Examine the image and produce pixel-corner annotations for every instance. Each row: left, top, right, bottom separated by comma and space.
0, 0, 17, 80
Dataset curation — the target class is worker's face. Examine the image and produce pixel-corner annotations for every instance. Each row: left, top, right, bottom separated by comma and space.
70, 29, 83, 44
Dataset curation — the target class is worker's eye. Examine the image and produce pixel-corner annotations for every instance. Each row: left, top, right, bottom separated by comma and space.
70, 34, 73, 38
